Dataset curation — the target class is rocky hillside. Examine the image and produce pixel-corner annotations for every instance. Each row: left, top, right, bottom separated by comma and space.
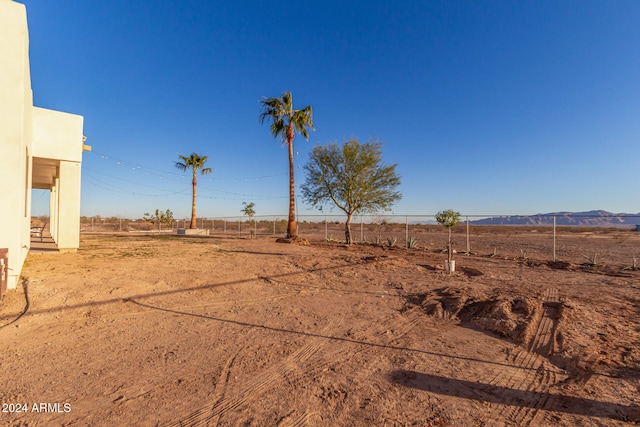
472, 210, 640, 227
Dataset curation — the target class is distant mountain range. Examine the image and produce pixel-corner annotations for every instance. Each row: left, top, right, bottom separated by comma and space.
471, 210, 640, 227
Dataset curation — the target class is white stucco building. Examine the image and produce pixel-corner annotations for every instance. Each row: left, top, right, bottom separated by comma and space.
1, 0, 85, 293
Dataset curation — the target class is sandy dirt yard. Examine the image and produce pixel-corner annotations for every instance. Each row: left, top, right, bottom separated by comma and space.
1, 232, 639, 426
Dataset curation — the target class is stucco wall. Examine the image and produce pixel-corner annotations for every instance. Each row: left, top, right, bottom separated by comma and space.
0, 1, 32, 290
33, 107, 84, 162
0, 0, 84, 291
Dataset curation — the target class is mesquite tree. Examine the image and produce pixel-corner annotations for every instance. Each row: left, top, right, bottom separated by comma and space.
301, 138, 401, 244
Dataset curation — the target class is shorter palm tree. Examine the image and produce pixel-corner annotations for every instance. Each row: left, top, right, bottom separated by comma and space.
175, 153, 212, 229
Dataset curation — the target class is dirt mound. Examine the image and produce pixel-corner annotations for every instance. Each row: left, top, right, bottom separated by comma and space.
417, 286, 640, 384
419, 287, 542, 346
546, 260, 573, 270
276, 237, 310, 245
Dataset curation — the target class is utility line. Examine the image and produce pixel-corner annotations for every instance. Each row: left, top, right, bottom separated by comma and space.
83, 172, 287, 200
90, 150, 287, 181
85, 150, 289, 199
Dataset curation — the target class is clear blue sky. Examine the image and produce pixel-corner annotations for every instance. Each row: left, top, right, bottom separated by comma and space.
23, 0, 639, 219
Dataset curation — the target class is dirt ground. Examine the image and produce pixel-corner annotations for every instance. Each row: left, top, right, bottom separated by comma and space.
1, 231, 639, 426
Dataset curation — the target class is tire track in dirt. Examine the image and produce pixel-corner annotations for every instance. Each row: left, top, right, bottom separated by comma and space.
526, 288, 559, 356
168, 314, 349, 426
524, 365, 557, 426
511, 288, 561, 426
479, 288, 564, 426
169, 328, 332, 426
172, 350, 239, 426
168, 297, 424, 426
277, 410, 320, 427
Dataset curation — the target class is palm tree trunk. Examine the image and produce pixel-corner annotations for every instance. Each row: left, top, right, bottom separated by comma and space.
286, 124, 297, 238
190, 173, 197, 229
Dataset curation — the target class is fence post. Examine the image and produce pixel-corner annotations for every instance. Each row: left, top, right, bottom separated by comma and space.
224, 219, 226, 234
405, 216, 409, 247
325, 215, 327, 241
466, 216, 470, 254
238, 218, 241, 235
553, 215, 556, 262
360, 215, 364, 242
273, 217, 276, 235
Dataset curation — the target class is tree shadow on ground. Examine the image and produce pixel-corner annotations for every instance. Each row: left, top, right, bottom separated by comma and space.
390, 370, 639, 423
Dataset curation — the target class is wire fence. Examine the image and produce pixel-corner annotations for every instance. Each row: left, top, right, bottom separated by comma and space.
70, 213, 640, 269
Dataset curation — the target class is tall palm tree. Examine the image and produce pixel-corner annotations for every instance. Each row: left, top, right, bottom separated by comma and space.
175, 153, 212, 229
259, 91, 314, 238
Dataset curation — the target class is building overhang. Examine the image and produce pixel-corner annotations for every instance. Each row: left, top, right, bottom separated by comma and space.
32, 157, 59, 189
30, 106, 85, 190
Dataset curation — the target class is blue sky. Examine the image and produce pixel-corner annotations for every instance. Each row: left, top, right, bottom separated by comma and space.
23, 0, 640, 219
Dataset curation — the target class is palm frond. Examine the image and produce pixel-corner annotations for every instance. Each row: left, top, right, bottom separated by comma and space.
292, 106, 314, 140
258, 97, 284, 124
175, 153, 211, 173
260, 91, 314, 146
281, 91, 293, 111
